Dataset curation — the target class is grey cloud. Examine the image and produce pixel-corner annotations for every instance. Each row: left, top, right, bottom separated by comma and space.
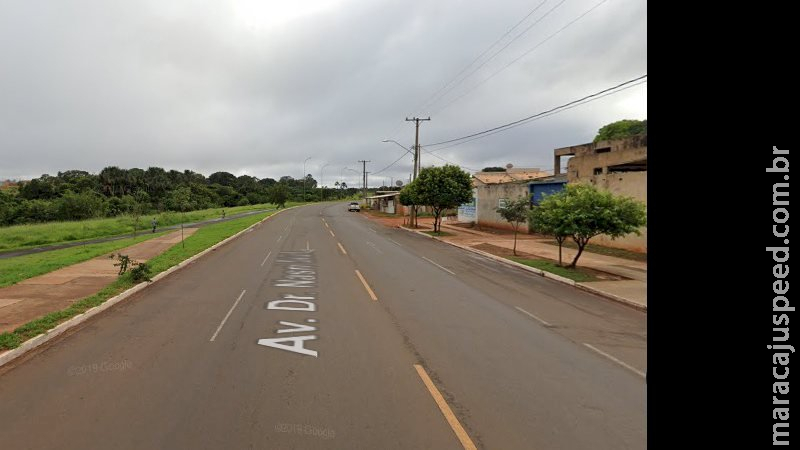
1, 0, 646, 185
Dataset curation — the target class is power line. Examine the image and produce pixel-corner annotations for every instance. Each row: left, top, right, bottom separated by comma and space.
427, 78, 646, 152
424, 74, 646, 148
372, 152, 411, 175
411, 0, 555, 116
431, 0, 609, 117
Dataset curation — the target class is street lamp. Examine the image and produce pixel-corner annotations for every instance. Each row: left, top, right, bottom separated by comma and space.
381, 139, 414, 156
303, 156, 312, 202
320, 163, 330, 201
382, 138, 417, 180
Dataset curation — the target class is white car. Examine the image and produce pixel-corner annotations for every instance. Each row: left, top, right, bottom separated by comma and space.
348, 202, 361, 212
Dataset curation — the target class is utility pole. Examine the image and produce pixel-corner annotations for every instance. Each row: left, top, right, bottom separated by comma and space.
358, 160, 370, 206
405, 116, 430, 228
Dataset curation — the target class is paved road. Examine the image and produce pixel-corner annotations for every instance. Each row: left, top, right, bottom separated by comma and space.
0, 203, 646, 449
0, 208, 275, 260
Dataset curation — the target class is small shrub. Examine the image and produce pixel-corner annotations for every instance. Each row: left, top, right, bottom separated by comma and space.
129, 263, 152, 283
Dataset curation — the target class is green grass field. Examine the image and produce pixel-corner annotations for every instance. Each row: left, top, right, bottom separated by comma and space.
0, 232, 167, 288
0, 203, 278, 252
0, 209, 280, 350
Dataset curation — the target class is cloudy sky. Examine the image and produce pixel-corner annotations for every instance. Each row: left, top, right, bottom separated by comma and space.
0, 0, 646, 188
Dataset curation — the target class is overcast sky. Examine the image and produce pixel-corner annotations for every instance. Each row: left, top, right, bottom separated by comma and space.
0, 0, 646, 187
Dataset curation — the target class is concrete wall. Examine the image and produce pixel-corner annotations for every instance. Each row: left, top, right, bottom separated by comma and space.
475, 182, 530, 232
553, 136, 648, 252
564, 135, 647, 182
587, 171, 647, 252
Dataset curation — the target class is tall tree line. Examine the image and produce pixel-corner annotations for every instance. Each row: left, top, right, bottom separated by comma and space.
0, 167, 357, 225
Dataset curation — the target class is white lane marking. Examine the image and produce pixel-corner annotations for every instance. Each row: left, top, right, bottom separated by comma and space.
514, 306, 551, 327
277, 235, 282, 242
329, 230, 336, 237
337, 242, 347, 255
388, 238, 403, 247
306, 241, 310, 250
210, 290, 247, 342
260, 251, 273, 267
368, 228, 377, 233
422, 256, 455, 275
584, 343, 646, 378
366, 241, 383, 254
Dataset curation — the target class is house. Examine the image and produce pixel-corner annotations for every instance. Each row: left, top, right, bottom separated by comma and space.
365, 191, 403, 214
553, 135, 647, 251
470, 168, 550, 232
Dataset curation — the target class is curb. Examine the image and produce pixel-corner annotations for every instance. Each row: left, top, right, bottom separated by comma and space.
396, 225, 646, 312
0, 206, 300, 369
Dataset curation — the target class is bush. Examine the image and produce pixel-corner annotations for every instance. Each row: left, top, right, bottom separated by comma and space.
129, 263, 152, 283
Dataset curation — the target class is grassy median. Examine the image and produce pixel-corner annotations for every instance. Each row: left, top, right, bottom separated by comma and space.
0, 203, 277, 252
0, 209, 281, 351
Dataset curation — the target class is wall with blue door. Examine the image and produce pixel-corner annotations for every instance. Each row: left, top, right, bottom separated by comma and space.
529, 181, 566, 205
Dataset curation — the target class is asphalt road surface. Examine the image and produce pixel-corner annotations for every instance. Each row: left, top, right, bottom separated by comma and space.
0, 203, 647, 449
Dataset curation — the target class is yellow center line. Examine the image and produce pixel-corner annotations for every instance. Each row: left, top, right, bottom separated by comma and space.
337, 242, 348, 255
329, 229, 336, 237
354, 269, 378, 301
413, 364, 477, 450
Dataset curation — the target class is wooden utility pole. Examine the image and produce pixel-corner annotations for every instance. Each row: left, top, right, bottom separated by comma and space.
405, 117, 430, 228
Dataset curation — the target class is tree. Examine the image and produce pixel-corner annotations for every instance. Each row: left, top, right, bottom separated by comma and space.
268, 184, 289, 209
130, 190, 151, 238
496, 196, 530, 256
529, 193, 571, 266
593, 119, 647, 143
412, 165, 473, 232
481, 167, 506, 172
398, 182, 421, 227
169, 186, 192, 247
208, 171, 237, 187
530, 184, 646, 268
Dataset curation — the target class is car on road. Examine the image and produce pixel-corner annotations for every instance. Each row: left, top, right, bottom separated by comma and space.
348, 202, 361, 212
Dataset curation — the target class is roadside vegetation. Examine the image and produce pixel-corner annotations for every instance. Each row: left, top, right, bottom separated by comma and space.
398, 164, 472, 230
0, 210, 277, 350
0, 166, 362, 228
422, 230, 455, 237
529, 184, 646, 268
509, 257, 598, 282
541, 239, 647, 262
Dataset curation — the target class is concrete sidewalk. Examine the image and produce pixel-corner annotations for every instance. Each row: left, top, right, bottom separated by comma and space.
0, 228, 197, 333
363, 213, 647, 310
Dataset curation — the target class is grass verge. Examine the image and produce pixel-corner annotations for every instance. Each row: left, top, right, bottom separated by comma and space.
0, 203, 278, 252
509, 257, 598, 282
0, 209, 277, 351
423, 230, 455, 237
540, 239, 647, 262
0, 232, 168, 288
